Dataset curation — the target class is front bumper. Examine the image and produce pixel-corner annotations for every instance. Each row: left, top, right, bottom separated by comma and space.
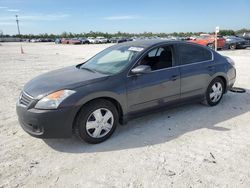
226, 42, 250, 49
16, 104, 76, 138
236, 44, 250, 49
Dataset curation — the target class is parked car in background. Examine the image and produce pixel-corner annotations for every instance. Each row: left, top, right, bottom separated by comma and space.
55, 38, 61, 44
30, 38, 41, 43
96, 36, 108, 43
190, 35, 226, 49
39, 38, 54, 42
109, 37, 127, 43
61, 38, 81, 44
61, 38, 70, 44
69, 38, 81, 44
30, 39, 36, 43
188, 36, 197, 40
78, 38, 90, 44
16, 40, 236, 144
87, 37, 98, 44
224, 36, 250, 49
237, 33, 250, 45
109, 37, 117, 43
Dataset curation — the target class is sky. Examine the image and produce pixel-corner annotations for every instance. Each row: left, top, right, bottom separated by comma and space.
0, 0, 249, 35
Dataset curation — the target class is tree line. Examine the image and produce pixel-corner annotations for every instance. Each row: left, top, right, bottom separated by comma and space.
1, 29, 249, 39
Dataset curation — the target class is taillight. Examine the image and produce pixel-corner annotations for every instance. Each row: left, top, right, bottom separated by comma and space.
226, 57, 235, 66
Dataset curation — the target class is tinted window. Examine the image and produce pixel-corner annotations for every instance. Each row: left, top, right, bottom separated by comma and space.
140, 46, 173, 71
156, 48, 165, 56
178, 44, 212, 65
148, 48, 157, 57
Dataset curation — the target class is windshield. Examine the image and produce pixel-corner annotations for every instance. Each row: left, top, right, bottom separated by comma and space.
80, 45, 142, 75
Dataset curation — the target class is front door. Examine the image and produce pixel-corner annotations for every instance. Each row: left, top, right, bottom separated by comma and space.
126, 45, 181, 113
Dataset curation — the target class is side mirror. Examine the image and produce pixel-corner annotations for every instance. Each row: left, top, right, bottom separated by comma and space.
131, 65, 151, 75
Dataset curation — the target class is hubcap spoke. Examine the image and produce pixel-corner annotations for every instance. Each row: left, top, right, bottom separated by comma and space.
210, 92, 216, 98
92, 127, 102, 137
93, 109, 103, 121
103, 111, 112, 123
212, 84, 217, 92
86, 121, 98, 129
218, 85, 222, 91
103, 123, 112, 132
216, 94, 221, 100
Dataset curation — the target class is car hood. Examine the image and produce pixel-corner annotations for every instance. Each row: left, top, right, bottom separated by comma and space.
226, 38, 245, 42
24, 66, 108, 98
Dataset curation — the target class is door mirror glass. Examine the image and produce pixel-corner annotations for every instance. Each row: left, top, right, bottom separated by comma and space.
131, 65, 151, 75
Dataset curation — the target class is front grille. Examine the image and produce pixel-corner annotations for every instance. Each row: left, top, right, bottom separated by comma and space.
19, 91, 33, 107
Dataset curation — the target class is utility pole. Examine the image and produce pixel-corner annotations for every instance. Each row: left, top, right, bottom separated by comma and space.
215, 26, 220, 51
0, 30, 3, 42
15, 15, 24, 54
15, 15, 21, 36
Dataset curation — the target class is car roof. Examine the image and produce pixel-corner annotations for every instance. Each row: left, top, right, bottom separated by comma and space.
117, 39, 182, 48
113, 39, 213, 53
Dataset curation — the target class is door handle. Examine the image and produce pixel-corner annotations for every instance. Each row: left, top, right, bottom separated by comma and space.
171, 75, 178, 81
207, 65, 215, 71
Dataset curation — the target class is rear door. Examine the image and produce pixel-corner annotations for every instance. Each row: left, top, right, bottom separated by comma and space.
177, 43, 214, 98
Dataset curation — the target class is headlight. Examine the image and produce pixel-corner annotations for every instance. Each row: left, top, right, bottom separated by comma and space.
35, 90, 76, 109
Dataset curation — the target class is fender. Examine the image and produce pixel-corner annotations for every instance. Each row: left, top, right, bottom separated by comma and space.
74, 91, 127, 116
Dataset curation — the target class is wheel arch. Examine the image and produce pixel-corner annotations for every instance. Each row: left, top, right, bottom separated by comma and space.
217, 76, 227, 93
73, 96, 125, 129
210, 75, 228, 93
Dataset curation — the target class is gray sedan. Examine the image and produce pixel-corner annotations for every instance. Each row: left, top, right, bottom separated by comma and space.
16, 40, 236, 143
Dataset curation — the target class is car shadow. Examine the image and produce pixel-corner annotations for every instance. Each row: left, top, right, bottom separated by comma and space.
43, 89, 250, 153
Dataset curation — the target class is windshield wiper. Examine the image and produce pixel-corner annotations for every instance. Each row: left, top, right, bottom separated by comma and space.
81, 67, 96, 73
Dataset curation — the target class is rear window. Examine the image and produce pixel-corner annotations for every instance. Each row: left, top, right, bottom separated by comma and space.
178, 44, 212, 65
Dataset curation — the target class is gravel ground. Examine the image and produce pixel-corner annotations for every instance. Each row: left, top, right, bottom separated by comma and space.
0, 42, 250, 188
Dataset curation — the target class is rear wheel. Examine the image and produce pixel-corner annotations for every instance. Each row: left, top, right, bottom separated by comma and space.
229, 43, 236, 50
204, 77, 225, 106
74, 99, 118, 144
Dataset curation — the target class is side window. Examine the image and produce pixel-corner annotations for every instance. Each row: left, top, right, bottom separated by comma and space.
156, 48, 164, 56
178, 44, 212, 65
140, 46, 173, 71
148, 48, 157, 57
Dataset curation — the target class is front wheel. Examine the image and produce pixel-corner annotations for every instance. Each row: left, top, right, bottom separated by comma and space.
74, 99, 118, 144
207, 43, 215, 49
204, 78, 225, 106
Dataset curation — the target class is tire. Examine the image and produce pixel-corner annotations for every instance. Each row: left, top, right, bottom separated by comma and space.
204, 77, 225, 106
229, 43, 236, 50
207, 43, 215, 49
74, 99, 119, 144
